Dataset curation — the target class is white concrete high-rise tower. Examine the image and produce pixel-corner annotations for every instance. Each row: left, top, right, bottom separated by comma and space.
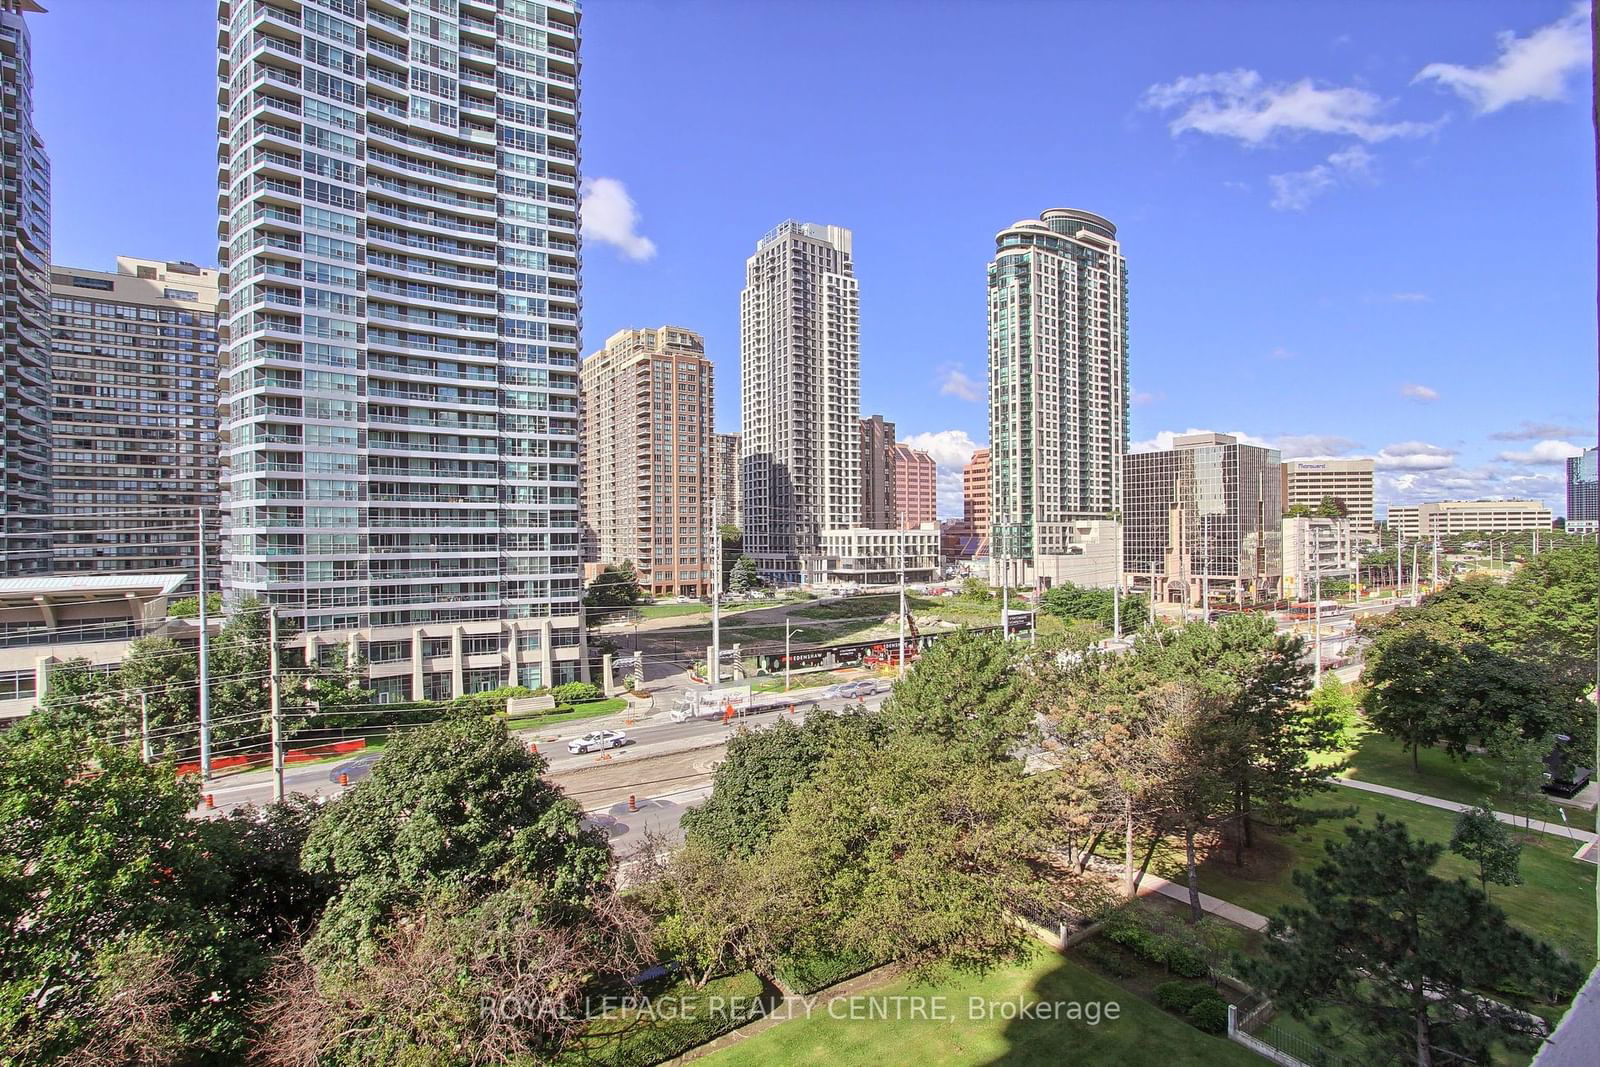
739, 221, 860, 584
987, 208, 1128, 587
216, 0, 587, 699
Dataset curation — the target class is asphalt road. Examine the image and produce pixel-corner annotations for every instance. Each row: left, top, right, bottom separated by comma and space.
196, 685, 890, 817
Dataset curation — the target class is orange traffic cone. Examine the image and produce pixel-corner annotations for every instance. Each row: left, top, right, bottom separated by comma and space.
338, 772, 349, 787
204, 794, 215, 809
628, 794, 638, 812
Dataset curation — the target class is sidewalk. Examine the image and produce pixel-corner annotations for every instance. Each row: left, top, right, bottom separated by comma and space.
1332, 776, 1597, 843
1135, 875, 1270, 932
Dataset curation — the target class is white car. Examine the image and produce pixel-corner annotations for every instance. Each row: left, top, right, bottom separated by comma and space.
826, 680, 878, 700
567, 729, 627, 754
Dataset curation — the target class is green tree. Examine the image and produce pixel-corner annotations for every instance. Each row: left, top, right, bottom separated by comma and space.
208, 596, 276, 744
1362, 631, 1461, 770
119, 635, 200, 760
754, 733, 1079, 976
1448, 806, 1522, 894
167, 592, 222, 619
1308, 676, 1362, 750
681, 710, 880, 857
583, 560, 644, 609
1315, 494, 1348, 519
36, 656, 118, 735
729, 554, 760, 594
0, 718, 267, 1062
1038, 581, 1149, 635
881, 628, 1030, 762
719, 523, 743, 584
1465, 726, 1552, 829
1243, 816, 1580, 1066
300, 713, 611, 973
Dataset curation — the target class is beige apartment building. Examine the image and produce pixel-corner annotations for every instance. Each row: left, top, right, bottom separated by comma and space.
581, 327, 715, 598
50, 259, 222, 575
892, 444, 937, 528
713, 431, 741, 530
1386, 499, 1554, 539
1281, 458, 1375, 533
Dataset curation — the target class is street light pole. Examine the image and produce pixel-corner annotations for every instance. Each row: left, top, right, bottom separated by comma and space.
710, 495, 721, 685
269, 605, 284, 802
999, 522, 1010, 641
784, 618, 793, 693
897, 514, 907, 679
1112, 508, 1122, 638
197, 507, 212, 780
1312, 524, 1322, 688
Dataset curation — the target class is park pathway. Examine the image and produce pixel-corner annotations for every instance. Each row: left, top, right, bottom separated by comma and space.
1330, 777, 1597, 843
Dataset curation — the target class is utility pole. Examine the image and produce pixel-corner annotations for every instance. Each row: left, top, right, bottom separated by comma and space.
1111, 508, 1122, 639
269, 605, 284, 802
1431, 534, 1439, 589
999, 523, 1010, 641
197, 507, 212, 780
897, 514, 907, 679
139, 691, 150, 764
1411, 539, 1419, 602
784, 618, 795, 693
710, 495, 721, 685
1312, 524, 1322, 688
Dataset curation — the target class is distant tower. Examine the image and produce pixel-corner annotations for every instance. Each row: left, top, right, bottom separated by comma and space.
580, 327, 714, 597
740, 221, 860, 583
987, 209, 1127, 586
0, 1, 51, 575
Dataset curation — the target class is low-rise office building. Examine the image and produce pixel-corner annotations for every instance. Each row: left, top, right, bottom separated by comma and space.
1281, 516, 1358, 600
0, 572, 194, 721
1122, 433, 1283, 607
1387, 499, 1554, 538
804, 523, 941, 586
1281, 458, 1375, 534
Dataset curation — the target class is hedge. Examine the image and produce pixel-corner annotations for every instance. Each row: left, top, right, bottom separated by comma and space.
557, 971, 766, 1067
1152, 980, 1229, 1035
767, 951, 883, 996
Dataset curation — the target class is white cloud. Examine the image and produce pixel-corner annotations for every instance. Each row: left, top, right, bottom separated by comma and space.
1374, 441, 1456, 470
1130, 390, 1161, 407
900, 429, 980, 470
1142, 68, 1438, 145
1415, 3, 1591, 115
1390, 291, 1429, 302
1494, 439, 1585, 465
1275, 434, 1360, 459
1267, 345, 1295, 360
1490, 420, 1585, 441
1129, 428, 1276, 454
901, 429, 983, 518
1268, 144, 1374, 211
1400, 383, 1439, 402
580, 177, 657, 261
1380, 466, 1564, 511
937, 364, 982, 403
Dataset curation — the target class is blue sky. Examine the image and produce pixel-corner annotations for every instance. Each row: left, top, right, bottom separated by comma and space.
32, 0, 1597, 517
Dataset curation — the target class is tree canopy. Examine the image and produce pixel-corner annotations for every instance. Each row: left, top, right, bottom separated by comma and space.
1244, 816, 1579, 1066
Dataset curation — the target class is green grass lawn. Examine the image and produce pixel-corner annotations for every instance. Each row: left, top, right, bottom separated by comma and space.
1319, 726, 1596, 833
750, 671, 852, 694
1147, 789, 1595, 961
639, 602, 713, 619
504, 698, 629, 732
700, 947, 1258, 1067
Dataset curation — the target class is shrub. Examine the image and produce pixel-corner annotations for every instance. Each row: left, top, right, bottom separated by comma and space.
769, 951, 882, 996
1186, 995, 1230, 1035
1164, 945, 1208, 978
553, 681, 603, 705
1073, 939, 1133, 978
1153, 981, 1212, 1013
